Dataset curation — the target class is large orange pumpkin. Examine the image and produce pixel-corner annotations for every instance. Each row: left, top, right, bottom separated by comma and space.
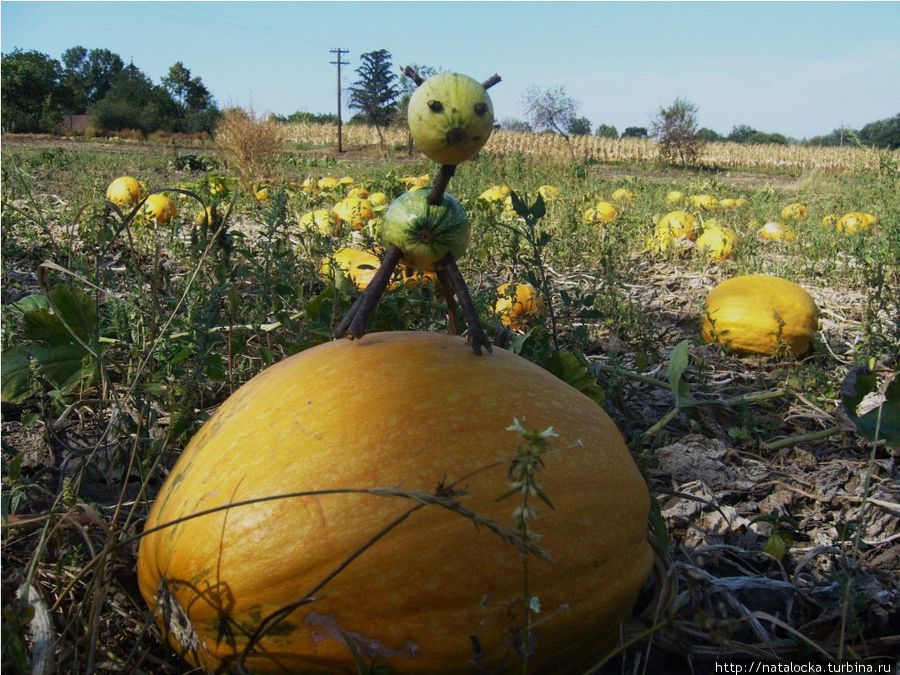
137, 332, 652, 674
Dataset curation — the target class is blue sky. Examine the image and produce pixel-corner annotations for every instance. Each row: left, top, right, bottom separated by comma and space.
3, 2, 899, 138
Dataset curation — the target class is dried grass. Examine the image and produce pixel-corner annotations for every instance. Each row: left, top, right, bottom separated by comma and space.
214, 105, 285, 191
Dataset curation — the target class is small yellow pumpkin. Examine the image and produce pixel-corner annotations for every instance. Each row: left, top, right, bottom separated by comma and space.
332, 197, 375, 231
665, 190, 684, 205
320, 247, 381, 290
780, 202, 808, 222
299, 209, 341, 236
106, 176, 147, 209
538, 184, 560, 202
478, 185, 509, 204
143, 194, 177, 225
836, 212, 872, 235
582, 201, 617, 226
758, 222, 797, 242
657, 210, 698, 240
696, 225, 738, 263
494, 282, 546, 331
689, 194, 718, 211
317, 176, 341, 191
611, 188, 634, 204
702, 275, 819, 356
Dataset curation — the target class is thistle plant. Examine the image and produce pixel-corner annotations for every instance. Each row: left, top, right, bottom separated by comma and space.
498, 417, 558, 668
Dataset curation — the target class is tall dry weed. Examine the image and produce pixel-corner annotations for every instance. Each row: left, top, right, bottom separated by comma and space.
214, 106, 285, 191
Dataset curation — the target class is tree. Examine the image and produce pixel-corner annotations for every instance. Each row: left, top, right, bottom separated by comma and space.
727, 124, 755, 144
90, 64, 179, 134
650, 97, 704, 166
567, 116, 592, 136
61, 46, 124, 113
348, 49, 399, 152
522, 85, 578, 142
162, 61, 218, 133
1, 49, 70, 132
698, 127, 723, 142
501, 117, 532, 132
595, 123, 618, 139
858, 113, 900, 150
622, 126, 648, 138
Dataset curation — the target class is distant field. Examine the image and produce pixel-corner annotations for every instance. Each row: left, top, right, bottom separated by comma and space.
282, 121, 898, 173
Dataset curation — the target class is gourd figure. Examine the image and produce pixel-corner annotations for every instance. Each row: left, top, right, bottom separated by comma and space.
333, 68, 500, 354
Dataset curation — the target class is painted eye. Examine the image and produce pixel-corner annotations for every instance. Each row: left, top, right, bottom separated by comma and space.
428, 100, 444, 113
474, 102, 488, 116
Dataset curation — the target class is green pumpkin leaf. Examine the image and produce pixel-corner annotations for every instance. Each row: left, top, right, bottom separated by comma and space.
509, 190, 529, 219
841, 367, 900, 448
48, 284, 98, 343
1, 346, 34, 404
23, 308, 72, 346
668, 339, 691, 404
544, 349, 605, 407
30, 343, 95, 391
530, 193, 546, 220
12, 294, 50, 314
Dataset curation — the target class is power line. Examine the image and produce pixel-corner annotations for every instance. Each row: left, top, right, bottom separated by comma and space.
331, 48, 349, 153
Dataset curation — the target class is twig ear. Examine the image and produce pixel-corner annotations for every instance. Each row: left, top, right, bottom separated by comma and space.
482, 75, 501, 90
401, 66, 424, 86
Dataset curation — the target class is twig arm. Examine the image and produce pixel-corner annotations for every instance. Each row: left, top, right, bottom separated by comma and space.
401, 66, 424, 86
333, 245, 403, 339
482, 74, 502, 90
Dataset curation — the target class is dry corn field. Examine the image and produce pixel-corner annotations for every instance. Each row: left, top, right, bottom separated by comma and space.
283, 122, 898, 173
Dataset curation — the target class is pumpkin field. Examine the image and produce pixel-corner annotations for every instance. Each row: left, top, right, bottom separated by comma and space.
1, 120, 898, 674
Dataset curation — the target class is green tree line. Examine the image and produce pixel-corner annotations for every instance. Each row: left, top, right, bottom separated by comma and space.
1, 46, 219, 135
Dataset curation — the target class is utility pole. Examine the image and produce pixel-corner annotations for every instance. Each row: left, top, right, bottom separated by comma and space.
330, 48, 349, 153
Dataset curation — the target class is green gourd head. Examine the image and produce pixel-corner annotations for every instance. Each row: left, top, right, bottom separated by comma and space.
408, 73, 494, 165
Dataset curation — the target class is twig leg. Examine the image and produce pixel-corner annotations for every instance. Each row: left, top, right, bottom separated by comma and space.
334, 245, 403, 340
332, 294, 363, 340
440, 254, 491, 355
436, 268, 459, 335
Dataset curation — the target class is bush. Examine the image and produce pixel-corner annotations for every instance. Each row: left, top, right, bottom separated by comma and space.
214, 106, 285, 191
651, 98, 705, 166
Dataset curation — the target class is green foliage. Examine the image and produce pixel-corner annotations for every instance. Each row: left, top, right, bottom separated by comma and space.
161, 61, 219, 133
594, 123, 618, 139
858, 113, 900, 150
61, 46, 124, 113
1, 49, 70, 132
348, 49, 399, 141
650, 97, 705, 166
89, 64, 180, 135
567, 115, 592, 136
621, 126, 647, 138
841, 366, 899, 448
1, 284, 100, 403
727, 124, 789, 145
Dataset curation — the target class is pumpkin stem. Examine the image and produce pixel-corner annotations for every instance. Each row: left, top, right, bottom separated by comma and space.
428, 164, 456, 206
400, 65, 424, 86
440, 253, 492, 355
333, 245, 403, 339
